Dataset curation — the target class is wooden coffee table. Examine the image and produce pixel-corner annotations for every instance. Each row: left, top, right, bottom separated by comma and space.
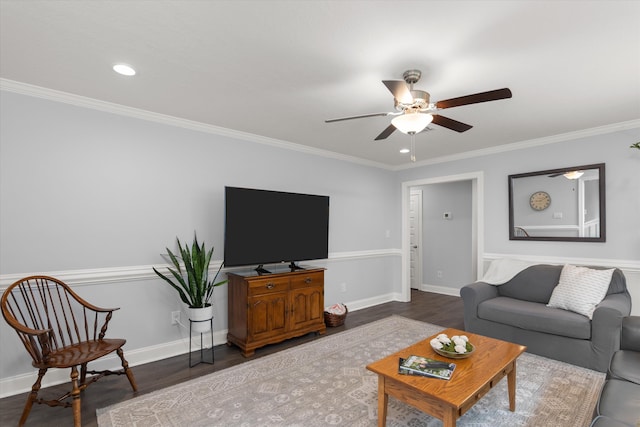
366, 328, 526, 427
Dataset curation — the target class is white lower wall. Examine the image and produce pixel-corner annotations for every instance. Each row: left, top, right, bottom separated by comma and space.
4, 250, 637, 399
0, 250, 401, 398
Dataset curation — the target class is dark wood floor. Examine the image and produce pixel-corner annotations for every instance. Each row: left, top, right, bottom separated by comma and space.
0, 290, 464, 426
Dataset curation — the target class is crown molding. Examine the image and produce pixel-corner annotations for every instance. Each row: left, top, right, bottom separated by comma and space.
0, 78, 391, 170
393, 119, 640, 171
3, 78, 638, 172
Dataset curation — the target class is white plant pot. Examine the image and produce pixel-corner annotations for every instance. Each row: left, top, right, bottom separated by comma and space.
188, 305, 214, 334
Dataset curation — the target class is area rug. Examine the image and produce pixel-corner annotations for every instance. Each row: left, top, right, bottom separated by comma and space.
97, 316, 604, 426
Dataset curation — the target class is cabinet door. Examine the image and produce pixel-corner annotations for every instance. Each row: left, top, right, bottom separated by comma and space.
248, 292, 288, 341
290, 285, 324, 331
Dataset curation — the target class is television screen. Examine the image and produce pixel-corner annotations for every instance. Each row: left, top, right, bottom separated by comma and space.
224, 187, 329, 269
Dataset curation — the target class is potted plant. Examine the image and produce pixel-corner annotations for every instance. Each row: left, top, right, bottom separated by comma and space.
153, 235, 227, 333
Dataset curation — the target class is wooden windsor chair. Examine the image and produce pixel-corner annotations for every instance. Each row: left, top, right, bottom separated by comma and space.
1, 275, 138, 426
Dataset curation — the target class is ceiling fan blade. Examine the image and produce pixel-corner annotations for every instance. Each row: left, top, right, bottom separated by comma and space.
374, 124, 397, 141
325, 112, 391, 123
382, 80, 413, 104
436, 88, 512, 110
432, 115, 473, 133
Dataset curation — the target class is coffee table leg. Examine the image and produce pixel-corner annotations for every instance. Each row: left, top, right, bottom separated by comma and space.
377, 375, 388, 427
507, 361, 517, 411
443, 408, 456, 426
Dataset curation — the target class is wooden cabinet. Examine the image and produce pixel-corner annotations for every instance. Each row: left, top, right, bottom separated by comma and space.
227, 268, 326, 356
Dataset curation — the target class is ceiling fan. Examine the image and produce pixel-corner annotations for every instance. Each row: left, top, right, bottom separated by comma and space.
549, 170, 584, 179
325, 69, 512, 161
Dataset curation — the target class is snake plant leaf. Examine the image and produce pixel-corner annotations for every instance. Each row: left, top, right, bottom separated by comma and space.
154, 234, 228, 308
152, 266, 190, 306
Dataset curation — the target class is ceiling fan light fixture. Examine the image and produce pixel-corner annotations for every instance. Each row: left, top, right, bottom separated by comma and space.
563, 170, 584, 180
391, 112, 433, 135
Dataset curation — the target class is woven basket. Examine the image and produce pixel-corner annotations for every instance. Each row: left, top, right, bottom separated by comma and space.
324, 305, 348, 327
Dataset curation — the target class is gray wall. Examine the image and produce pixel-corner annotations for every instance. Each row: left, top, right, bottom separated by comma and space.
395, 130, 640, 261
0, 91, 400, 387
1, 89, 639, 396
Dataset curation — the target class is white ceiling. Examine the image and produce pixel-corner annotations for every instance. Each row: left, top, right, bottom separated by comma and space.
1, 1, 639, 168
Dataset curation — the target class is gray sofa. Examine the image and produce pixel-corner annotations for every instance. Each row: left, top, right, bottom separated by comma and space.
460, 264, 631, 372
591, 316, 640, 426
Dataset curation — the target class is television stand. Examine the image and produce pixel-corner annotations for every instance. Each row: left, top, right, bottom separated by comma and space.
227, 268, 326, 357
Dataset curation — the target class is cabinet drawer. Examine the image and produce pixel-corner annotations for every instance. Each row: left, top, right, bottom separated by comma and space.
248, 277, 289, 296
291, 271, 324, 289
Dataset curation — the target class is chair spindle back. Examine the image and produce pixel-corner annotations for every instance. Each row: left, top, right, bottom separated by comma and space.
1, 276, 114, 366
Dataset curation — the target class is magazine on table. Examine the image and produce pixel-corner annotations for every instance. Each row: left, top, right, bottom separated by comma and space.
398, 356, 456, 380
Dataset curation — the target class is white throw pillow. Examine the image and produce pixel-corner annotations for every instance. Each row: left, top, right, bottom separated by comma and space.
547, 264, 615, 319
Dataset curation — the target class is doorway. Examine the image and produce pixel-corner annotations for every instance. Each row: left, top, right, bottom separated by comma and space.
400, 172, 484, 302
409, 189, 423, 290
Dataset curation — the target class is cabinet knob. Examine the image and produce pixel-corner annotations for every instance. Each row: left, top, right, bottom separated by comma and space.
305, 277, 312, 284
266, 283, 275, 289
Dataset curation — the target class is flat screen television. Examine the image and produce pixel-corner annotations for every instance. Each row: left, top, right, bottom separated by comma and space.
224, 186, 330, 273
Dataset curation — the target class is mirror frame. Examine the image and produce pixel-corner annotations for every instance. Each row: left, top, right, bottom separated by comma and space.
508, 163, 606, 242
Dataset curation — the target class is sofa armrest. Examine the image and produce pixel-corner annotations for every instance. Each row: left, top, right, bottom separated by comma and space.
591, 293, 632, 352
460, 282, 499, 330
594, 294, 632, 322
621, 316, 640, 352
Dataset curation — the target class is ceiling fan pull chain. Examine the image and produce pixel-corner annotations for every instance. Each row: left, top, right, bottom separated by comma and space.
410, 134, 416, 162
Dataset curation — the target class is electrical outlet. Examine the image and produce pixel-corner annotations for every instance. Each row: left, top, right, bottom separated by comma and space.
437, 270, 443, 278
340, 283, 347, 292
171, 311, 180, 325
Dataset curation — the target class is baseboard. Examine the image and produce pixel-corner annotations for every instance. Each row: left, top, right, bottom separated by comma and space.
1, 293, 407, 398
0, 329, 228, 399
420, 284, 462, 297
0, 293, 404, 398
341, 292, 401, 312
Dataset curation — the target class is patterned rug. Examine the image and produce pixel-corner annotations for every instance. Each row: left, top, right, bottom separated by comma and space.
97, 316, 604, 426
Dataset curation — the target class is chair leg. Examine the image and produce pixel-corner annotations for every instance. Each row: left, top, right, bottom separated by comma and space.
80, 362, 88, 386
70, 366, 82, 427
116, 348, 138, 392
19, 368, 47, 426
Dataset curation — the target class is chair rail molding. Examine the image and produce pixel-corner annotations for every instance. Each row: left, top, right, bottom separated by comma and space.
482, 253, 640, 272
0, 249, 402, 290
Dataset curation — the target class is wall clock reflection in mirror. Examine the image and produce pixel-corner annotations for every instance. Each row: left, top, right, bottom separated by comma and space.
529, 191, 551, 211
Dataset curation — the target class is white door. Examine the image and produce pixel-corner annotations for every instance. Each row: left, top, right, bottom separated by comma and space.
409, 190, 423, 290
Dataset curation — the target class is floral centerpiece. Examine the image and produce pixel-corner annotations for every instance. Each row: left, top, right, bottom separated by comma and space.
430, 333, 475, 359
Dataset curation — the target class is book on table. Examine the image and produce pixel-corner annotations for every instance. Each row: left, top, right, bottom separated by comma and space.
398, 356, 456, 380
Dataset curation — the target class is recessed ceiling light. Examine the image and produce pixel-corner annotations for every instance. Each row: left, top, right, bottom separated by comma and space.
113, 64, 136, 76
399, 148, 410, 154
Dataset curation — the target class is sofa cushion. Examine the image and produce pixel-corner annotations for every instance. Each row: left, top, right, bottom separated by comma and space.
590, 415, 633, 427
497, 264, 562, 303
477, 297, 591, 339
622, 316, 640, 352
547, 264, 615, 319
597, 379, 640, 426
609, 350, 640, 385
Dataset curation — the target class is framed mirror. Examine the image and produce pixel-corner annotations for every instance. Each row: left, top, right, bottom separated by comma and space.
508, 163, 605, 242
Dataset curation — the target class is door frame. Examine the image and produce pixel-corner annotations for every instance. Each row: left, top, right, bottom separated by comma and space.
409, 189, 423, 289
400, 171, 484, 302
